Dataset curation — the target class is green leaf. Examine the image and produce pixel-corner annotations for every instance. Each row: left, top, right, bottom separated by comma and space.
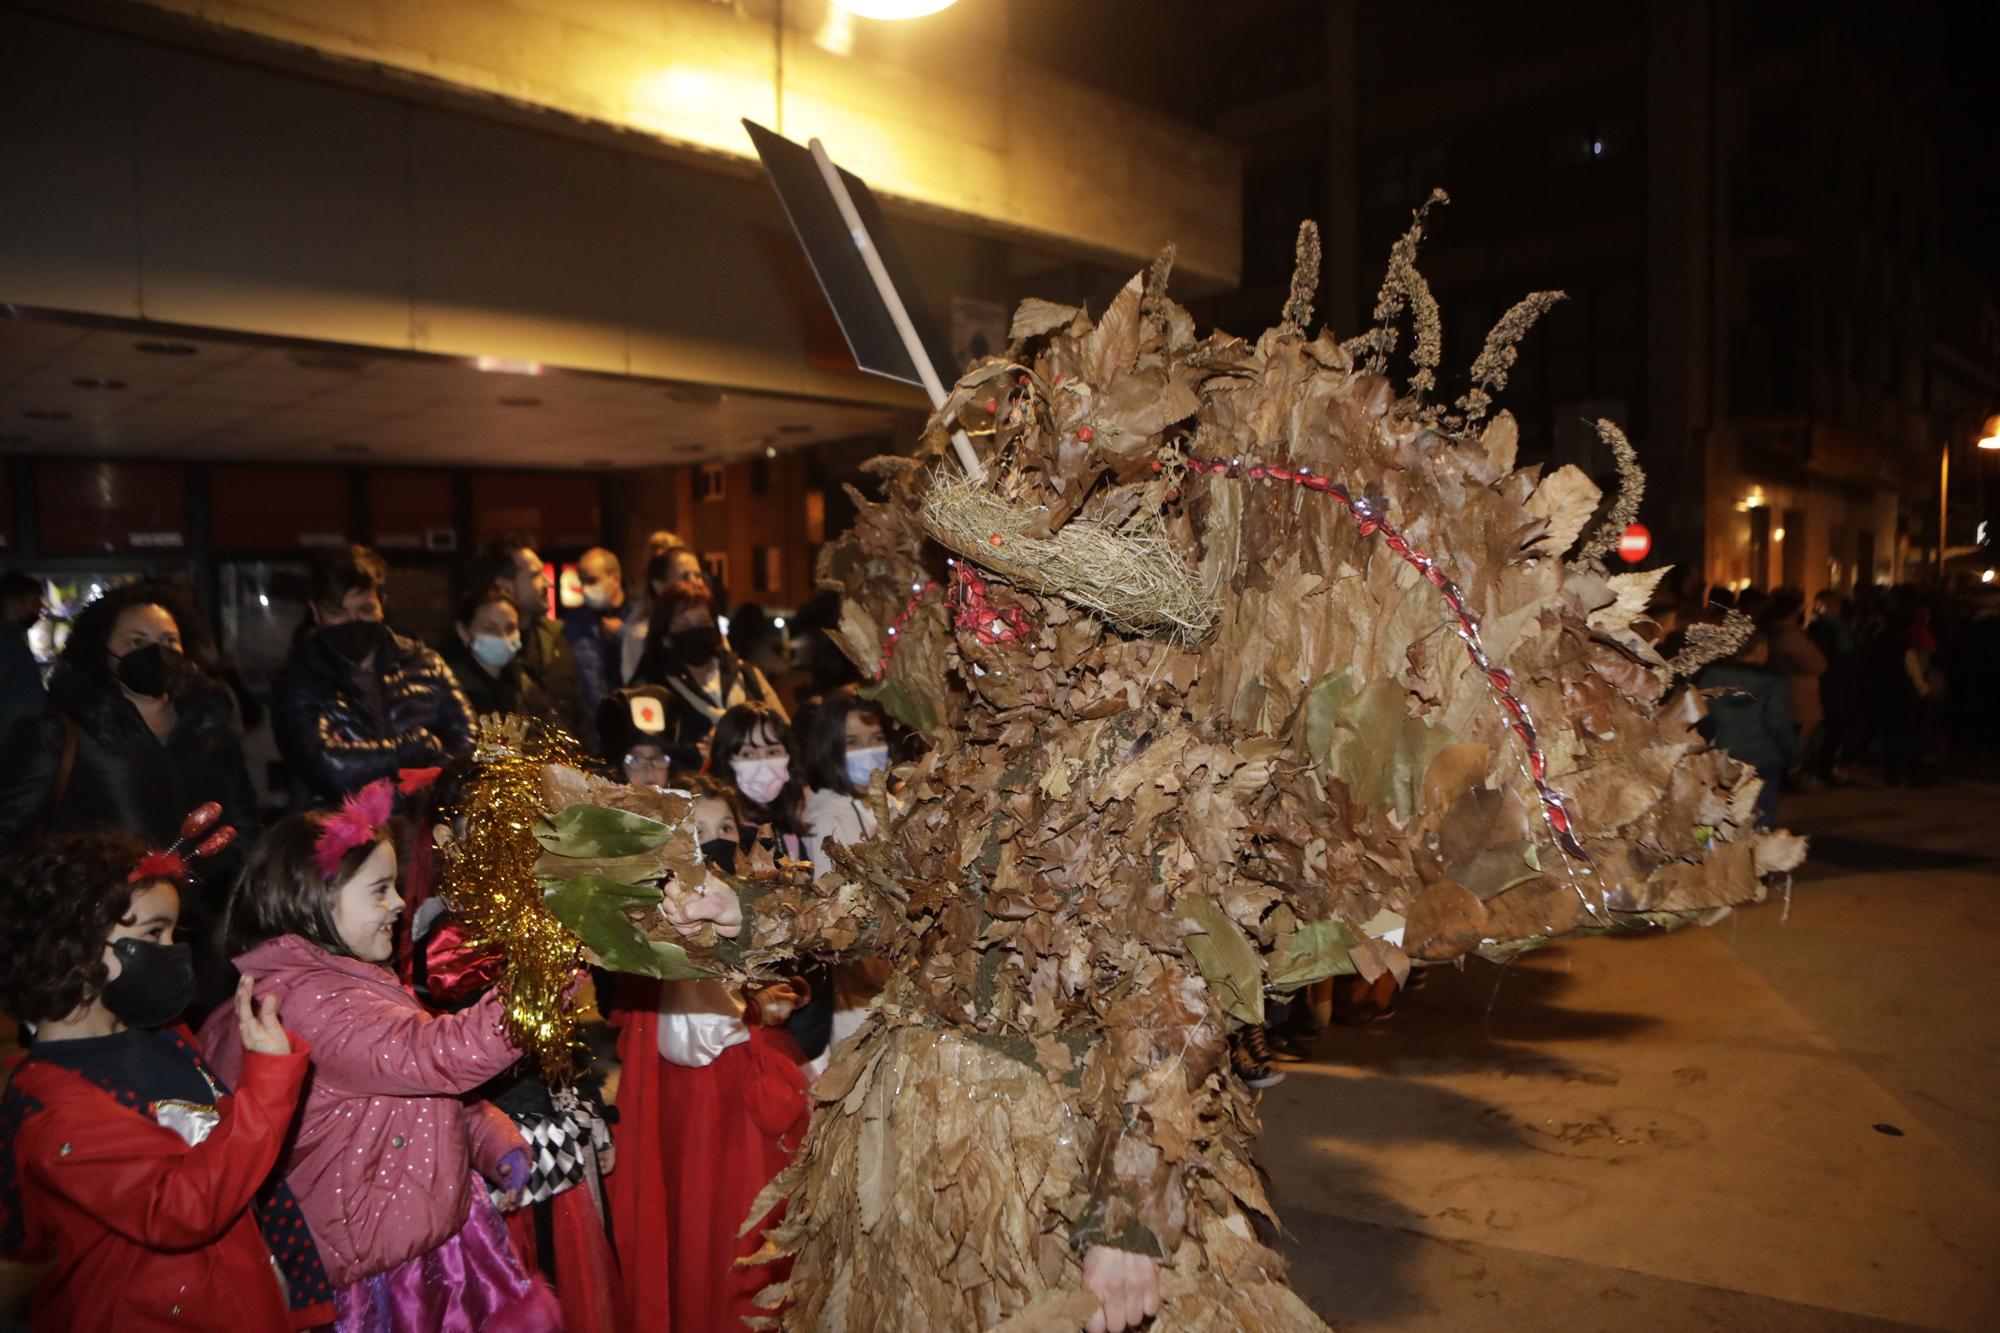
1268, 919, 1360, 991
1301, 668, 1356, 767
1180, 897, 1264, 1024
861, 673, 935, 734
542, 875, 718, 980
536, 804, 673, 860
1326, 677, 1453, 820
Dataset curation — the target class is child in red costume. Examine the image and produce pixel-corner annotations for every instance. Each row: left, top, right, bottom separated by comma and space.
607, 776, 812, 1332
0, 829, 331, 1331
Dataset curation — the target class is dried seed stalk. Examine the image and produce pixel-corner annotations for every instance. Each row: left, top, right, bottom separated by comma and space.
1669, 609, 1755, 678
1341, 189, 1448, 373
1572, 419, 1647, 567
1455, 290, 1565, 426
1279, 221, 1319, 339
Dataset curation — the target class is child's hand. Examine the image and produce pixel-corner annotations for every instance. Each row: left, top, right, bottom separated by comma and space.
659, 872, 744, 939
489, 1147, 531, 1211
235, 976, 291, 1056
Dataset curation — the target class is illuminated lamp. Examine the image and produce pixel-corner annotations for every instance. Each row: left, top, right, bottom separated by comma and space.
832, 0, 957, 16
1980, 413, 2000, 449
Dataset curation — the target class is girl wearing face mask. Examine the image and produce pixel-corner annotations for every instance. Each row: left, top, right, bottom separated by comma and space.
0, 828, 327, 1331
201, 785, 557, 1332
795, 694, 898, 1055
438, 586, 549, 721
797, 693, 894, 883
0, 581, 259, 1020
709, 701, 810, 860
709, 701, 835, 1065
604, 776, 810, 1333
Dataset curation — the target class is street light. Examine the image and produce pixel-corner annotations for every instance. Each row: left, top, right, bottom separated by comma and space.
1980, 413, 2000, 450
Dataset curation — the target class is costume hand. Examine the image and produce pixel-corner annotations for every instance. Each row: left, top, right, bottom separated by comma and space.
659, 872, 744, 939
235, 975, 290, 1056
746, 979, 807, 1026
1082, 1246, 1159, 1333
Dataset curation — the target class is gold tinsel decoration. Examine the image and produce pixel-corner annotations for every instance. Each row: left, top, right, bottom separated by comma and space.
435, 716, 586, 1081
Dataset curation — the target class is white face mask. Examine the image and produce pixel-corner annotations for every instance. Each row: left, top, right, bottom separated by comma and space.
582, 583, 616, 610
732, 755, 791, 806
844, 744, 889, 791
470, 632, 521, 670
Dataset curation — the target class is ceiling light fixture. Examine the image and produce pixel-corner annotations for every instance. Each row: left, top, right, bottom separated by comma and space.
832, 0, 958, 17
764, 445, 779, 458
475, 355, 544, 376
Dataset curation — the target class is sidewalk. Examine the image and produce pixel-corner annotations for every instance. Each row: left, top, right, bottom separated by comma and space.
1266, 779, 2000, 1330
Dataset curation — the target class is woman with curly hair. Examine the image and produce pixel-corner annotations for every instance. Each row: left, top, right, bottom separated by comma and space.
0, 581, 259, 1016
0, 829, 327, 1330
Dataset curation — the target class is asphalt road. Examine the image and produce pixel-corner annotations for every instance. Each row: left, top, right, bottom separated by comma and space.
1266, 778, 2000, 1331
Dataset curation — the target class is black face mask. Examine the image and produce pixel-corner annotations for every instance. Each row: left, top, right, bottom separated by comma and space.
101, 937, 195, 1029
670, 626, 722, 664
699, 837, 739, 875
114, 644, 183, 699
320, 620, 389, 666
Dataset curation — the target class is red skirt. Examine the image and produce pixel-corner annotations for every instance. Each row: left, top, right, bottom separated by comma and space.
610, 988, 809, 1333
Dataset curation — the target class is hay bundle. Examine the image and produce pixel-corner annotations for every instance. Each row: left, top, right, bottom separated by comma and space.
919, 468, 1216, 640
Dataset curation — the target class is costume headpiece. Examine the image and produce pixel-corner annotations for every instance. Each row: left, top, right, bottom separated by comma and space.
311, 769, 439, 879
129, 802, 237, 883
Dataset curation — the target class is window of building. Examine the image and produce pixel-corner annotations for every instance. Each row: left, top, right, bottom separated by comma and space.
752, 545, 781, 594
695, 464, 727, 503
750, 458, 774, 495
701, 552, 730, 591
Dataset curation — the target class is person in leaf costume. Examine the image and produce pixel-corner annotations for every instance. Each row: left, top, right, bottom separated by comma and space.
514, 204, 1803, 1332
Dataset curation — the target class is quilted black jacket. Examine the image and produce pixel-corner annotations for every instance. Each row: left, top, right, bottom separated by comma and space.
271, 626, 476, 805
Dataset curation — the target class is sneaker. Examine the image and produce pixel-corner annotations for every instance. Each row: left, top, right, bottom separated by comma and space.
1264, 1029, 1312, 1063
1231, 1033, 1286, 1089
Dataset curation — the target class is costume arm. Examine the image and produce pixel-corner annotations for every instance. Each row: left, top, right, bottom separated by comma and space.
21, 1046, 309, 1250
284, 979, 520, 1096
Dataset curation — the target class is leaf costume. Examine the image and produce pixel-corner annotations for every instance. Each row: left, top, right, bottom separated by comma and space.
455, 213, 1802, 1331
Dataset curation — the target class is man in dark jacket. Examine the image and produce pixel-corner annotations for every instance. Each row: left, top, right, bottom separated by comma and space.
461, 536, 585, 742
272, 545, 475, 805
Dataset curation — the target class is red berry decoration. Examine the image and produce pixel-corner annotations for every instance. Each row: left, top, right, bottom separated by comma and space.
1076, 426, 1095, 443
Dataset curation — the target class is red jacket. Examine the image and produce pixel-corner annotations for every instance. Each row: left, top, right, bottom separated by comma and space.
2, 1042, 314, 1331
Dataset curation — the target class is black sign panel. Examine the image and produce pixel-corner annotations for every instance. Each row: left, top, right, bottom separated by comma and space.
742, 119, 954, 390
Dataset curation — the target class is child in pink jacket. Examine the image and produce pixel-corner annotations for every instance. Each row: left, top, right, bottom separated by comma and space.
201, 779, 560, 1332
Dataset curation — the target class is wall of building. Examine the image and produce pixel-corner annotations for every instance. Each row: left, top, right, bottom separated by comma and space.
80, 0, 1241, 288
